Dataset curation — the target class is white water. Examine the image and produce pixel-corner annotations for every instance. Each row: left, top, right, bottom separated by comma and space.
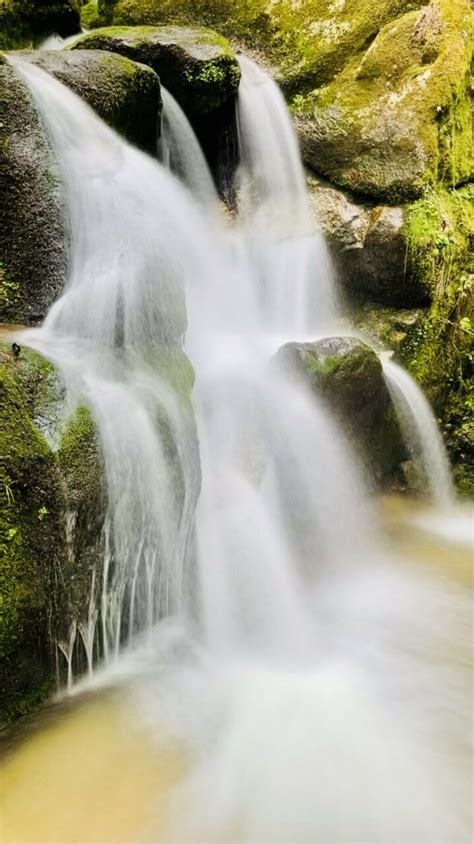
158, 86, 217, 208
7, 55, 472, 843
235, 56, 337, 333
383, 359, 454, 506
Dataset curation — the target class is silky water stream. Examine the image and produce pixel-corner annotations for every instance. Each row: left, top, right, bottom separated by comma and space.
1, 57, 472, 844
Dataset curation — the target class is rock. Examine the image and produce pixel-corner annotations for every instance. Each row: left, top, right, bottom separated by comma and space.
295, 0, 473, 202
0, 344, 107, 723
18, 49, 162, 154
308, 176, 428, 306
0, 50, 161, 324
0, 345, 64, 723
0, 56, 66, 324
274, 337, 405, 485
0, 0, 80, 50
72, 25, 240, 117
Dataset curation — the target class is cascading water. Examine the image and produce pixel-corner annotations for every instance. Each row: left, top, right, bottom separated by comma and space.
383, 358, 454, 506
158, 86, 217, 208
6, 54, 471, 843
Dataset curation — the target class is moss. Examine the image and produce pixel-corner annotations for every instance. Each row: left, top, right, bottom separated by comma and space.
444, 386, 474, 496
80, 1, 103, 30
72, 24, 240, 116
399, 186, 473, 401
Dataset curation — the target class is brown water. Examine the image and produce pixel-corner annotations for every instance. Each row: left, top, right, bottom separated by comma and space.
1, 497, 472, 844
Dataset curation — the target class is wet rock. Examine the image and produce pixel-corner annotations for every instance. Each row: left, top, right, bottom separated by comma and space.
0, 0, 80, 50
275, 337, 405, 485
0, 56, 66, 324
72, 25, 240, 117
18, 49, 162, 154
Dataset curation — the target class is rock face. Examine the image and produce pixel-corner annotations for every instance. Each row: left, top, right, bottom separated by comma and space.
0, 50, 161, 324
0, 0, 80, 50
0, 56, 66, 324
19, 49, 162, 154
71, 25, 241, 117
274, 337, 405, 485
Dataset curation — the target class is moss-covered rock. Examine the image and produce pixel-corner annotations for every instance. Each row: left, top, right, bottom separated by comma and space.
0, 0, 81, 51
72, 25, 240, 116
80, 1, 103, 30
0, 344, 64, 724
274, 337, 405, 486
398, 186, 473, 403
19, 49, 162, 154
0, 55, 66, 325
295, 0, 473, 202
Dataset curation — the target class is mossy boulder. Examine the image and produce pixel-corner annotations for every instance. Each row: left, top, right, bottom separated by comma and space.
0, 344, 64, 723
274, 337, 405, 486
72, 25, 240, 116
18, 49, 162, 154
0, 55, 66, 324
295, 0, 473, 202
0, 0, 80, 51
0, 342, 107, 722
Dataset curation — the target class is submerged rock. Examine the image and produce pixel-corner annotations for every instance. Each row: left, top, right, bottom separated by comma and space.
0, 0, 80, 50
275, 337, 405, 485
18, 49, 162, 154
72, 25, 240, 117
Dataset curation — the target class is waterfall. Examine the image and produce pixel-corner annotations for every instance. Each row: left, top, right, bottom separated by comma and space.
158, 86, 217, 208
7, 55, 470, 843
235, 56, 337, 334
383, 359, 454, 506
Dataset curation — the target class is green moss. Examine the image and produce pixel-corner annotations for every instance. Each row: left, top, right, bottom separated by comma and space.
80, 1, 102, 30
399, 186, 473, 398
0, 350, 64, 724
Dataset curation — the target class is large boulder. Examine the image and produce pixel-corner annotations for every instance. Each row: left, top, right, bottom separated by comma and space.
274, 337, 405, 485
0, 50, 161, 324
71, 25, 241, 117
0, 0, 80, 50
18, 49, 162, 154
294, 0, 473, 202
